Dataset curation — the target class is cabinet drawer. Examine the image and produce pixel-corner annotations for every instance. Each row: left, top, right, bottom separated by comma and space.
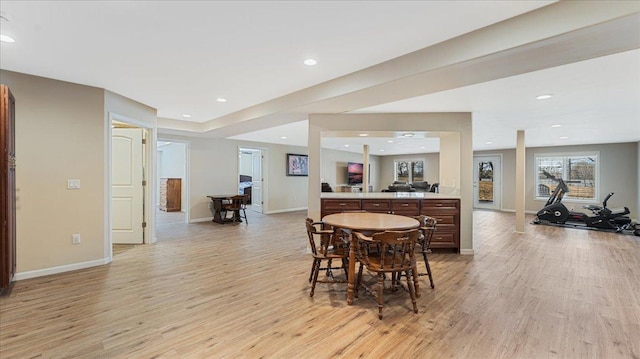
391, 200, 420, 211
430, 232, 457, 248
362, 200, 391, 212
322, 199, 361, 211
430, 214, 456, 225
422, 199, 459, 209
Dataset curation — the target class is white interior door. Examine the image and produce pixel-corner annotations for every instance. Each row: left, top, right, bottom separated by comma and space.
473, 155, 502, 210
112, 128, 144, 244
251, 150, 263, 213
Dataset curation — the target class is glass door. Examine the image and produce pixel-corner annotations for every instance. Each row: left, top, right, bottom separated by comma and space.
473, 155, 501, 210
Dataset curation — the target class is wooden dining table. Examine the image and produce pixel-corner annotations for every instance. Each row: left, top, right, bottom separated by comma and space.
321, 212, 420, 305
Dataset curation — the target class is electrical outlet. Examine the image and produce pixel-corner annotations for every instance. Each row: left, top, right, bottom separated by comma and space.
72, 233, 81, 244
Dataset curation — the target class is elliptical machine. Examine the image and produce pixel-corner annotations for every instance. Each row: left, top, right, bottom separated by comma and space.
532, 171, 640, 236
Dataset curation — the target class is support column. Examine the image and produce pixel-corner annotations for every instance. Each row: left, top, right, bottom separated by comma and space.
515, 130, 526, 233
363, 144, 370, 192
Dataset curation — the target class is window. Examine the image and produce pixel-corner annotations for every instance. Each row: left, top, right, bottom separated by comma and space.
394, 160, 424, 183
535, 153, 598, 201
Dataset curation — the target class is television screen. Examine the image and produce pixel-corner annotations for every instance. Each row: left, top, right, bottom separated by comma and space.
347, 162, 363, 185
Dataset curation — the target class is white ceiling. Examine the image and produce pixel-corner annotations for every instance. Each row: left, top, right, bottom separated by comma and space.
1, 1, 639, 156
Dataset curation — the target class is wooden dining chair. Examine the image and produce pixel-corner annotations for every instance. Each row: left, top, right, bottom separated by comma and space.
353, 229, 420, 319
414, 215, 437, 288
305, 218, 349, 297
222, 195, 248, 225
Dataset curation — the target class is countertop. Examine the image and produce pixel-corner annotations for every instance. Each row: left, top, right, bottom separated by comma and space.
320, 192, 460, 199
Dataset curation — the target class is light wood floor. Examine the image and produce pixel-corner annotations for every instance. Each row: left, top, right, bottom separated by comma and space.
1, 210, 639, 358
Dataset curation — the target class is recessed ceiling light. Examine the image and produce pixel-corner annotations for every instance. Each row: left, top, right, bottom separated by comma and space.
485, 141, 493, 145
280, 136, 287, 140
560, 136, 569, 140
551, 124, 562, 128
304, 59, 317, 66
536, 94, 553, 100
0, 34, 15, 43
387, 140, 394, 143
379, 149, 385, 152
182, 114, 191, 118
216, 98, 227, 103
359, 133, 368, 137
344, 144, 350, 147
420, 146, 426, 149
402, 133, 414, 137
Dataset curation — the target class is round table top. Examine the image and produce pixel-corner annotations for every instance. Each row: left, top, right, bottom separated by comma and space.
322, 212, 419, 232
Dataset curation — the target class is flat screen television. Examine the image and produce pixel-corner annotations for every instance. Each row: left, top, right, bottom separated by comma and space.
347, 162, 364, 185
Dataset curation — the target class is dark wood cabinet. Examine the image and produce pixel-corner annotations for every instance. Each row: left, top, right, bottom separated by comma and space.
1, 84, 16, 294
321, 196, 461, 252
159, 178, 181, 212
421, 199, 460, 250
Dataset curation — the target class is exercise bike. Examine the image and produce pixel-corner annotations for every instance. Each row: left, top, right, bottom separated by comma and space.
532, 171, 640, 236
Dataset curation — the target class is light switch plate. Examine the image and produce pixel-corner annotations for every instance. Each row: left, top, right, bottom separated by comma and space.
67, 179, 81, 189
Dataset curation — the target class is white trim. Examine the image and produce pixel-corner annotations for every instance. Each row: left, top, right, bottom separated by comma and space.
500, 208, 539, 215
534, 151, 600, 203
14, 258, 110, 281
460, 249, 474, 255
190, 217, 214, 223
267, 207, 307, 214
107, 112, 156, 251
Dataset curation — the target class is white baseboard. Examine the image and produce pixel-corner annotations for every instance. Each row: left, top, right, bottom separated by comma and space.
460, 249, 475, 255
499, 208, 538, 214
14, 258, 110, 281
266, 207, 307, 214
190, 217, 214, 223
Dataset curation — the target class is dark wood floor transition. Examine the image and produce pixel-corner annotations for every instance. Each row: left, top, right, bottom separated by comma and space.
1, 210, 639, 358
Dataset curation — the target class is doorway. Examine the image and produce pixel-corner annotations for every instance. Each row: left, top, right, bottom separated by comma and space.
238, 147, 266, 213
107, 113, 155, 260
473, 155, 502, 210
156, 140, 188, 225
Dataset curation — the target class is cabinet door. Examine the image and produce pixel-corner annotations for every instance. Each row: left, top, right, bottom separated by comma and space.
362, 199, 391, 213
391, 200, 420, 216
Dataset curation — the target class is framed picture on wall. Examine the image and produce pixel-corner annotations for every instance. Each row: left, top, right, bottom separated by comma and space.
286, 153, 308, 176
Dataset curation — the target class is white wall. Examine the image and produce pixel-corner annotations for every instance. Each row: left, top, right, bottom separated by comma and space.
475, 142, 639, 218
320, 148, 381, 191
157, 135, 310, 220
2, 70, 156, 276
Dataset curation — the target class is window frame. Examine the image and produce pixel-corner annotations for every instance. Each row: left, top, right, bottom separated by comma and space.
534, 151, 600, 203
394, 158, 425, 183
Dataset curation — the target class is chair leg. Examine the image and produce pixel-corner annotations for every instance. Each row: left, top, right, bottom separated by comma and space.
242, 209, 247, 224
342, 258, 349, 280
355, 263, 364, 298
423, 252, 435, 289
377, 273, 384, 320
406, 270, 418, 314
308, 259, 316, 283
310, 259, 321, 297
412, 264, 420, 298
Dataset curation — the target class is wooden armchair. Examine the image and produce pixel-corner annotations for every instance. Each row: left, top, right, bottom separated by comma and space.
353, 229, 420, 319
305, 218, 349, 297
414, 215, 437, 288
222, 194, 248, 225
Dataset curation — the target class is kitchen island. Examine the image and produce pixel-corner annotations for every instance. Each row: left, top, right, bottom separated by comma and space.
321, 192, 461, 252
